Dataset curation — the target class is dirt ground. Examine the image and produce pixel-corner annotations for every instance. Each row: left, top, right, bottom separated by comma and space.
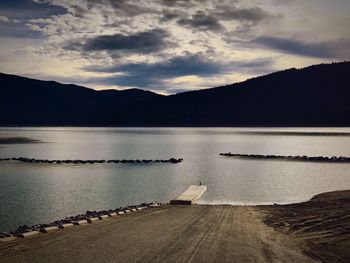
0, 190, 348, 263
0, 205, 317, 263
261, 190, 350, 263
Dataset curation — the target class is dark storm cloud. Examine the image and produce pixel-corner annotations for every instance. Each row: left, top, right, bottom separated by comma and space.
172, 4, 276, 32
72, 0, 155, 17
160, 0, 215, 8
83, 54, 226, 88
0, 0, 66, 21
161, 0, 196, 7
107, 0, 154, 17
271, 0, 295, 6
232, 58, 274, 69
160, 10, 184, 22
177, 12, 224, 32
254, 36, 350, 59
71, 29, 169, 53
0, 0, 66, 38
82, 54, 274, 90
214, 6, 278, 24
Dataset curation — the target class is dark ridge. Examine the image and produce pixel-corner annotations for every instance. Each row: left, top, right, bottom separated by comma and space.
0, 61, 349, 126
219, 153, 350, 163
0, 72, 163, 126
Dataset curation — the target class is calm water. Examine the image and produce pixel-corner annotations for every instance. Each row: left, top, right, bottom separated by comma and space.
0, 127, 350, 232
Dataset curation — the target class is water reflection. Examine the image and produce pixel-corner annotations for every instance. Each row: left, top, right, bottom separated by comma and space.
0, 127, 349, 232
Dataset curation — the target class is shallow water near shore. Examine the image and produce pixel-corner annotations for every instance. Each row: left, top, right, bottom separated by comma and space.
0, 127, 350, 232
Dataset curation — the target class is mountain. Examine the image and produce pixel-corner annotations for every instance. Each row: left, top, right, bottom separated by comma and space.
1, 62, 349, 126
0, 73, 162, 125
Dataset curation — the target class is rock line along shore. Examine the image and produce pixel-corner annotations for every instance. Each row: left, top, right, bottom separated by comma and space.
0, 202, 166, 241
0, 157, 183, 164
220, 152, 350, 162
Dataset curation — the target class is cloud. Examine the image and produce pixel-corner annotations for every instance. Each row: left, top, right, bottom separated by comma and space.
270, 0, 295, 6
160, 10, 184, 22
66, 29, 170, 54
0, 22, 43, 38
170, 4, 280, 33
1, 0, 349, 94
105, 0, 155, 17
177, 11, 224, 31
230, 58, 274, 70
0, 0, 66, 38
43, 0, 154, 18
0, 0, 66, 21
253, 36, 350, 59
82, 54, 274, 91
0, 16, 10, 23
160, 0, 196, 7
84, 55, 223, 82
214, 6, 279, 24
83, 53, 226, 88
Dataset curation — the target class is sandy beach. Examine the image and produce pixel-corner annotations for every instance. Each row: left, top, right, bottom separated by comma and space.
0, 190, 349, 263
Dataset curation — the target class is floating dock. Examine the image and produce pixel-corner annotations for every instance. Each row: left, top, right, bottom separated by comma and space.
170, 185, 207, 205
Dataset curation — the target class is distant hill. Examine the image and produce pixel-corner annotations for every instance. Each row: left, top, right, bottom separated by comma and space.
1, 62, 349, 126
0, 73, 162, 125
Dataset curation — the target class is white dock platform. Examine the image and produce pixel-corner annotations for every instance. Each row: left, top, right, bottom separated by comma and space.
170, 185, 207, 205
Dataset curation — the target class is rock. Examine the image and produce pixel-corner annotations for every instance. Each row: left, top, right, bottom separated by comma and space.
0, 232, 12, 238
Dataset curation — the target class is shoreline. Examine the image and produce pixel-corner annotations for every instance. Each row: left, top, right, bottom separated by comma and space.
0, 190, 349, 262
0, 202, 166, 240
0, 189, 340, 236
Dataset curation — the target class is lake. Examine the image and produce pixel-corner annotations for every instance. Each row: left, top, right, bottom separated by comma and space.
0, 127, 350, 232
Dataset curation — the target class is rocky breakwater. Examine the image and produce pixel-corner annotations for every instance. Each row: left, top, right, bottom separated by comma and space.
0, 202, 166, 241
219, 153, 350, 162
0, 157, 183, 165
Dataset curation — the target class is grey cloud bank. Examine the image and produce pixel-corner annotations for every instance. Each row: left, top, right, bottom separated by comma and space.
81, 29, 169, 53
83, 54, 274, 92
254, 36, 350, 59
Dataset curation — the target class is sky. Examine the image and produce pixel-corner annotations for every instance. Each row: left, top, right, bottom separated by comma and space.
0, 0, 349, 94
